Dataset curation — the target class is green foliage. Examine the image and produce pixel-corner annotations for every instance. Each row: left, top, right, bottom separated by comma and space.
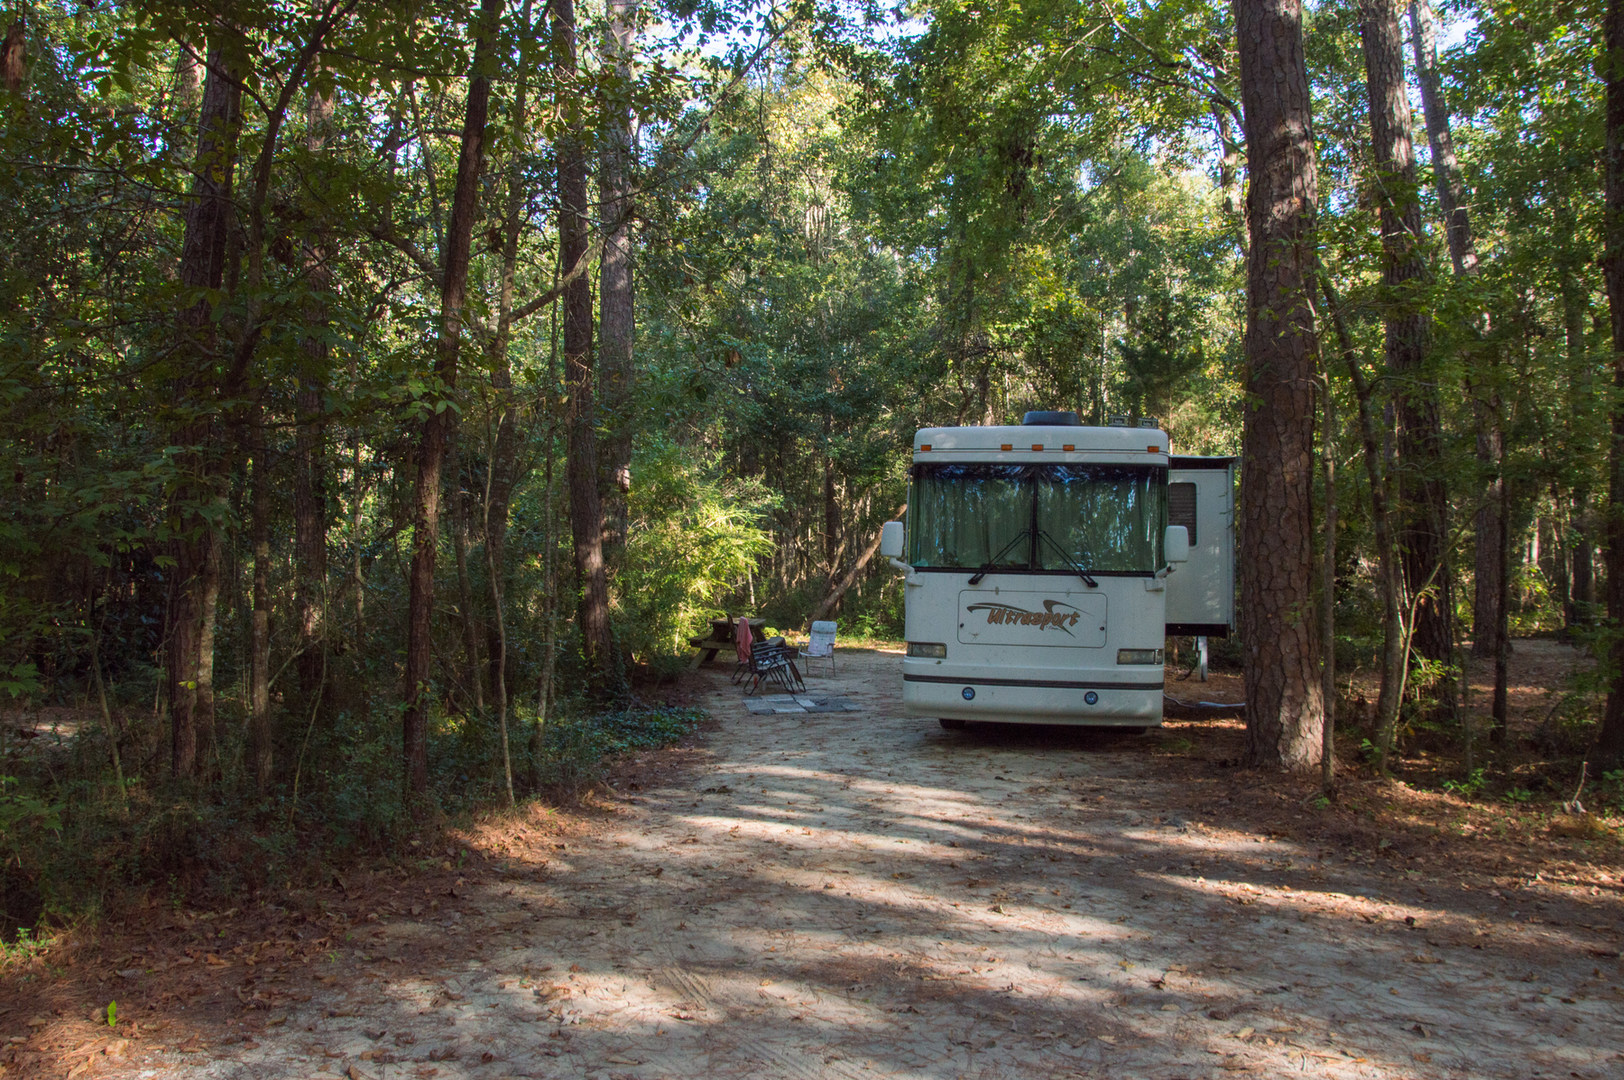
1600, 770, 1624, 816
617, 438, 776, 664
0, 662, 41, 702
0, 0, 1619, 933
525, 703, 705, 795
1441, 768, 1488, 797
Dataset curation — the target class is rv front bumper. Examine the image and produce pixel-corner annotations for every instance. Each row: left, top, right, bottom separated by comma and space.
901, 668, 1163, 726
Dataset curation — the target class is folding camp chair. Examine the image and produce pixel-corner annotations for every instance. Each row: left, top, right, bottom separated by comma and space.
743, 640, 805, 696
804, 620, 837, 677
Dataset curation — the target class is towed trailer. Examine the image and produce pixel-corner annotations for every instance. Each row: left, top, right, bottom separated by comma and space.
878, 411, 1235, 729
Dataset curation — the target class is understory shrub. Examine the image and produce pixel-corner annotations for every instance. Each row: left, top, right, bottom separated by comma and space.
0, 691, 706, 946
617, 437, 776, 664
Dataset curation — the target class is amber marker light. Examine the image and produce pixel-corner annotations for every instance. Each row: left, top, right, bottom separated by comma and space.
1031, 443, 1043, 451
920, 444, 931, 452
1147, 444, 1159, 453
1000, 443, 1013, 451
1063, 444, 1075, 451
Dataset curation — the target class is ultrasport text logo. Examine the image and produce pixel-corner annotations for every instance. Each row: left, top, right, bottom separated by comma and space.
964, 599, 1081, 636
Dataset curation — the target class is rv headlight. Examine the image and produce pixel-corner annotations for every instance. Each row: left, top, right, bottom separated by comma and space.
907, 642, 948, 659
1116, 648, 1163, 665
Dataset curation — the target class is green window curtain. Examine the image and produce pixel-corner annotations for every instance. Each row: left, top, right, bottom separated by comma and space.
1036, 465, 1165, 572
910, 465, 1027, 568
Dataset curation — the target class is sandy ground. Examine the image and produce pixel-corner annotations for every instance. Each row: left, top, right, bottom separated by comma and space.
6, 645, 1624, 1079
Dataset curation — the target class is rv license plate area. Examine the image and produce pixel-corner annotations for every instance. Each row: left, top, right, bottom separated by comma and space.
956, 590, 1107, 648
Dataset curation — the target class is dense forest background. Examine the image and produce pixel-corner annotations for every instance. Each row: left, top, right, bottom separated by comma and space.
2, 0, 1621, 934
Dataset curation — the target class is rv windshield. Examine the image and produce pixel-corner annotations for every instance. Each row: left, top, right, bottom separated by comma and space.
910, 463, 1166, 574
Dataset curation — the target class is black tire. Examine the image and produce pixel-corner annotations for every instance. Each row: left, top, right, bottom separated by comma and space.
939, 718, 967, 730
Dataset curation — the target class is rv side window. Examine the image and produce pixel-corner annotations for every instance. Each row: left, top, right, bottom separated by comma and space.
1168, 482, 1197, 545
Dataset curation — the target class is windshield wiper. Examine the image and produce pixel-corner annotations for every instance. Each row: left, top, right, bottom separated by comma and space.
967, 530, 1030, 585
1036, 528, 1099, 588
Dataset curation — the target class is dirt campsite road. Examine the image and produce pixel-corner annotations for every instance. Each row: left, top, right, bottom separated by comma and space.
12, 646, 1624, 1080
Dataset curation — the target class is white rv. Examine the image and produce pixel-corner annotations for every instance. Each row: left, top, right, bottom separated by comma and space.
878, 411, 1235, 729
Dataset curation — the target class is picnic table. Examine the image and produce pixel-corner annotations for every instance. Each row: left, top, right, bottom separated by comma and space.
688, 616, 766, 667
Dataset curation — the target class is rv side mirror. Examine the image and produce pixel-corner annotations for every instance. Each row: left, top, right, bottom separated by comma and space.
880, 521, 905, 559
1164, 525, 1190, 565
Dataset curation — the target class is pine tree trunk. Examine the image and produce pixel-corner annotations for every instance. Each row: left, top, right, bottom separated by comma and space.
1361, 0, 1452, 682
168, 39, 242, 780
484, 0, 536, 701
1597, 0, 1624, 767
249, 403, 273, 794
1471, 405, 1505, 657
1564, 282, 1596, 625
1211, 102, 1242, 221
534, 305, 562, 777
167, 42, 204, 161
812, 503, 908, 625
598, 0, 638, 567
555, 0, 615, 693
1324, 280, 1405, 768
1233, 0, 1325, 769
447, 434, 485, 712
193, 523, 222, 780
3, 19, 25, 94
823, 424, 840, 574
1410, 0, 1502, 664
403, 0, 501, 797
295, 84, 332, 708
1407, 0, 1477, 276
1320, 367, 1338, 794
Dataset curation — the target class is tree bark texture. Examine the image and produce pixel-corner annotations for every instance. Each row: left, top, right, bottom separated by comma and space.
3, 19, 24, 94
556, 0, 616, 694
484, 1, 535, 701
1320, 367, 1338, 794
1410, 0, 1502, 662
402, 0, 500, 796
167, 39, 242, 779
823, 428, 840, 573
1491, 475, 1512, 742
165, 44, 205, 163
811, 503, 908, 626
1598, 0, 1624, 766
1233, 0, 1326, 770
447, 432, 485, 711
1563, 282, 1596, 625
598, 0, 637, 567
249, 404, 273, 794
294, 83, 333, 706
1360, 0, 1452, 674
1469, 404, 1505, 658
1212, 102, 1241, 220
1407, 0, 1476, 276
193, 526, 222, 778
1324, 279, 1406, 765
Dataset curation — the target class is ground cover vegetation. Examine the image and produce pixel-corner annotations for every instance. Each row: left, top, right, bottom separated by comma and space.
0, 0, 1620, 951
